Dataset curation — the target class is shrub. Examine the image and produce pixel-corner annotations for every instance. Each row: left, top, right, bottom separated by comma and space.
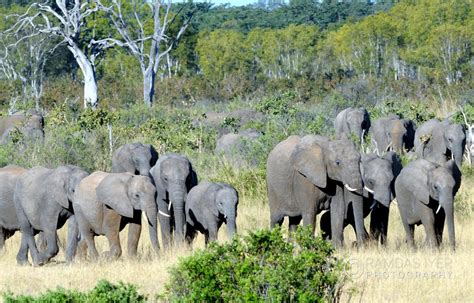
3, 280, 146, 303
165, 227, 348, 302
256, 91, 298, 117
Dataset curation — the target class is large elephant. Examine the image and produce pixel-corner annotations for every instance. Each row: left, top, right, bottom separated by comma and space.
267, 135, 365, 247
13, 165, 88, 265
73, 172, 159, 260
372, 115, 416, 155
185, 181, 238, 245
0, 165, 27, 249
150, 153, 198, 248
112, 142, 158, 176
0, 110, 44, 144
395, 159, 461, 250
414, 119, 466, 168
335, 107, 370, 144
320, 152, 402, 245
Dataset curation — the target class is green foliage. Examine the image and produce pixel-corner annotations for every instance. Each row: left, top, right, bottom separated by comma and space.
3, 280, 146, 303
77, 108, 119, 132
370, 99, 436, 124
256, 91, 298, 117
165, 227, 347, 302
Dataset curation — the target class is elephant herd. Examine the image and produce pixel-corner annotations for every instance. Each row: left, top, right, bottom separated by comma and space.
0, 143, 238, 266
268, 107, 467, 250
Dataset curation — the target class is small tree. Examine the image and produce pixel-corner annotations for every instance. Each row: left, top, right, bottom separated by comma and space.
94, 0, 192, 107
4, 1, 103, 108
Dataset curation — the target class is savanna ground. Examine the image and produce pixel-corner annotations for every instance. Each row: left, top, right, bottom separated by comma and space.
0, 97, 472, 302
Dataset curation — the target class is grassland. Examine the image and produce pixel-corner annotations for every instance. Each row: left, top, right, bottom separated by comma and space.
0, 163, 472, 302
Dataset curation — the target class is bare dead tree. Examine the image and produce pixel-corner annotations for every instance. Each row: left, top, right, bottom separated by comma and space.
4, 1, 102, 108
94, 0, 191, 106
0, 24, 57, 110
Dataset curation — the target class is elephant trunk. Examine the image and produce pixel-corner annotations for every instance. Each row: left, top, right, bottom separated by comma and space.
145, 206, 160, 253
391, 131, 405, 154
452, 146, 463, 168
344, 170, 363, 193
169, 184, 186, 244
374, 184, 391, 208
442, 195, 455, 250
226, 212, 237, 239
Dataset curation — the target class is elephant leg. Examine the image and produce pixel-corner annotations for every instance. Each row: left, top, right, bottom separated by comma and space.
185, 224, 197, 246
270, 213, 284, 229
83, 230, 99, 261
127, 223, 142, 257
0, 228, 5, 250
36, 232, 47, 252
65, 216, 79, 263
103, 211, 122, 259
370, 206, 389, 245
158, 213, 172, 249
16, 235, 30, 265
330, 192, 345, 248
76, 238, 88, 260
302, 211, 316, 233
319, 211, 332, 240
288, 216, 302, 233
38, 229, 59, 265
207, 222, 219, 244
420, 215, 437, 249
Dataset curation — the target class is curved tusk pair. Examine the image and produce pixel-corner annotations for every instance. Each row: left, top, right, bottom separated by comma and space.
364, 186, 374, 194
436, 205, 442, 214
344, 184, 358, 192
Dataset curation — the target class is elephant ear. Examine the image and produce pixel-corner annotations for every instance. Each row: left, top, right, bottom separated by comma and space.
97, 174, 134, 218
51, 169, 70, 209
150, 157, 167, 203
207, 184, 220, 217
383, 151, 403, 177
186, 164, 198, 192
444, 160, 462, 195
292, 140, 327, 188
407, 161, 432, 205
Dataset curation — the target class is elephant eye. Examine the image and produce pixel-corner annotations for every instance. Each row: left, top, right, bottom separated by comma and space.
335, 159, 341, 166
135, 193, 140, 198
368, 179, 375, 186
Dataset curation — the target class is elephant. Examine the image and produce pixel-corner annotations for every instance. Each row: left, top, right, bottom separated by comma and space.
193, 108, 265, 136
320, 152, 402, 245
0, 110, 44, 144
0, 165, 27, 249
414, 119, 466, 168
215, 129, 262, 165
371, 115, 416, 155
267, 135, 365, 247
334, 107, 370, 144
185, 181, 238, 245
112, 142, 158, 176
13, 165, 89, 265
150, 153, 198, 248
73, 171, 159, 260
395, 159, 461, 250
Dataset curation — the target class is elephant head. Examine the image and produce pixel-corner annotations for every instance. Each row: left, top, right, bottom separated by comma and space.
389, 118, 416, 154
214, 184, 238, 238
292, 136, 362, 193
346, 107, 370, 143
361, 151, 402, 207
442, 121, 466, 168
53, 165, 89, 209
112, 143, 158, 176
406, 160, 461, 249
151, 153, 198, 244
96, 173, 159, 252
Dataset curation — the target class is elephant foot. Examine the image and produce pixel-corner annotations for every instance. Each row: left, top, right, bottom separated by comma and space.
33, 254, 50, 266
16, 258, 30, 266
102, 250, 121, 261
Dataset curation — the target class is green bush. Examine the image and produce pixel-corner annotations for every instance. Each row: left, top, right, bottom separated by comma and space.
3, 280, 146, 303
165, 227, 348, 302
256, 91, 298, 117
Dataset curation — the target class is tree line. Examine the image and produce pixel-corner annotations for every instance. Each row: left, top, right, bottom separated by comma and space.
0, 0, 472, 110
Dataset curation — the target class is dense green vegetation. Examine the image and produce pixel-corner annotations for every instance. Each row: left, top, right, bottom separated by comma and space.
3, 280, 146, 302
165, 227, 347, 302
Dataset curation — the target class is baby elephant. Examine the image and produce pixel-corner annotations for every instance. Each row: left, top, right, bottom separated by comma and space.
395, 159, 461, 250
185, 181, 238, 245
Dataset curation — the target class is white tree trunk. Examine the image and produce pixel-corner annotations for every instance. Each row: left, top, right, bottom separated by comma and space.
143, 67, 155, 107
68, 46, 98, 108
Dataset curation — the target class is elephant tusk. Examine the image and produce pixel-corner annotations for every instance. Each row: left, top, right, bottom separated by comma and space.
392, 200, 398, 206
159, 210, 171, 218
370, 201, 377, 210
168, 201, 172, 211
436, 205, 442, 214
364, 186, 375, 194
344, 184, 358, 192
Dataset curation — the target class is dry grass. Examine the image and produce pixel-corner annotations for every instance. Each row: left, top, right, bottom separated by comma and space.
0, 177, 472, 302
